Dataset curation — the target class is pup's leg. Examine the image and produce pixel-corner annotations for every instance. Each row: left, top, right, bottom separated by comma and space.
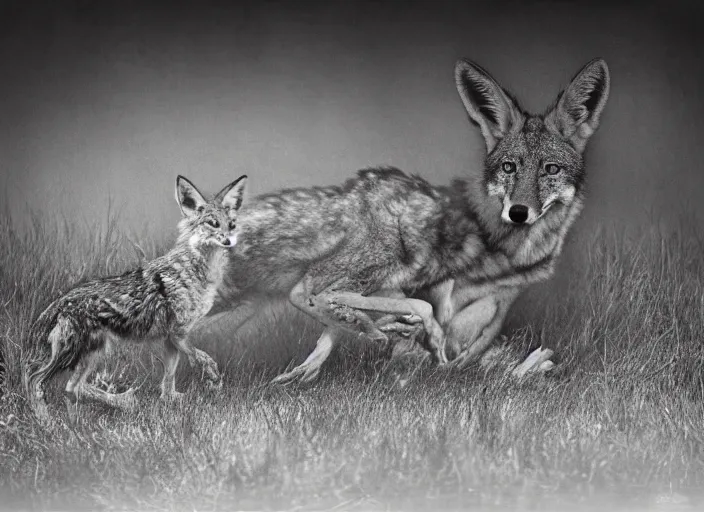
162, 335, 222, 398
71, 348, 136, 411
161, 337, 182, 400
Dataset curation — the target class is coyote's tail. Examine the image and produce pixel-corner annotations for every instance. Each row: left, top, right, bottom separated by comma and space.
24, 303, 81, 418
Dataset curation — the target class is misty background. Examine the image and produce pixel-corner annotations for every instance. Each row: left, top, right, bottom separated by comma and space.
1, 0, 703, 315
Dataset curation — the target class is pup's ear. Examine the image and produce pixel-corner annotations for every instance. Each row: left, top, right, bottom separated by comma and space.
545, 59, 610, 152
455, 59, 524, 152
215, 175, 248, 213
175, 175, 207, 218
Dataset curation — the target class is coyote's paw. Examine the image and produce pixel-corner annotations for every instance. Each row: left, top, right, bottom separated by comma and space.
271, 365, 319, 386
426, 322, 448, 366
447, 350, 476, 370
195, 349, 222, 390
203, 364, 222, 389
376, 313, 423, 329
512, 346, 555, 378
206, 375, 223, 390
376, 314, 425, 344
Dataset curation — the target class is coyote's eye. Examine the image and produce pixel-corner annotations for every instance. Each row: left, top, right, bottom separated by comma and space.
545, 163, 561, 175
501, 162, 516, 174
228, 220, 237, 230
206, 219, 220, 228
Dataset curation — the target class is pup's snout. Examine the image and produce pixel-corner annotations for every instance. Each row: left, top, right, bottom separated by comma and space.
216, 233, 238, 248
508, 204, 529, 224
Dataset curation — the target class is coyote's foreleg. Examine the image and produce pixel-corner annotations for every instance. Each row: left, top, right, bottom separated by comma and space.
275, 279, 447, 384
290, 279, 446, 365
447, 289, 518, 368
446, 287, 554, 374
272, 290, 427, 385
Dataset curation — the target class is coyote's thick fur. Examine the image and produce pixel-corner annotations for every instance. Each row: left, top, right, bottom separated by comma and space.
421, 57, 611, 372
211, 58, 609, 383
24, 175, 247, 418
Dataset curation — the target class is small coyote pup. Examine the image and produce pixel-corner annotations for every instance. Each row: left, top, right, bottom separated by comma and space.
25, 175, 247, 418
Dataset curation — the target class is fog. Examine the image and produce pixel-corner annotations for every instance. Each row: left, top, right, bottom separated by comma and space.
2, 0, 702, 238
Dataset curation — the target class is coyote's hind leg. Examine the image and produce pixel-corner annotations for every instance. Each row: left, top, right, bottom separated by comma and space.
272, 313, 426, 385
271, 326, 338, 384
273, 288, 427, 385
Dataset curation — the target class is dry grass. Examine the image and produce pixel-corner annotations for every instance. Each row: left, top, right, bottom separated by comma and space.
0, 207, 703, 511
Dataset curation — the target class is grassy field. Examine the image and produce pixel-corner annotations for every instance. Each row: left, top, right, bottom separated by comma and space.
0, 207, 703, 512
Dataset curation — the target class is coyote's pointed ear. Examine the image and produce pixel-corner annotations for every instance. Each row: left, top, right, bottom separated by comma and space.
175, 176, 207, 218
546, 59, 610, 152
455, 59, 523, 152
215, 175, 248, 213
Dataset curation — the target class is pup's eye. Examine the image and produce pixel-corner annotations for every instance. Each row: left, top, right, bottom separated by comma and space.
501, 162, 516, 174
228, 220, 237, 230
207, 219, 220, 228
545, 163, 561, 175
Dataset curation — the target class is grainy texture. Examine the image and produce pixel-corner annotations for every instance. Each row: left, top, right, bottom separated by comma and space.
0, 210, 702, 511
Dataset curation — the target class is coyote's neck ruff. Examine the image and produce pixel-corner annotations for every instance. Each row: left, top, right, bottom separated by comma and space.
215, 57, 609, 383
419, 171, 583, 291
25, 175, 247, 419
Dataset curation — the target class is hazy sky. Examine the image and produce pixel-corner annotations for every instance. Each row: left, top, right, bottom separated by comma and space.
1, 0, 703, 236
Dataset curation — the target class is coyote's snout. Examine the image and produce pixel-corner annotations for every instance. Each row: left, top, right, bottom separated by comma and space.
24, 175, 247, 420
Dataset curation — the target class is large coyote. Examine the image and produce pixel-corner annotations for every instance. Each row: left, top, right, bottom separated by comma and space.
212, 57, 609, 383
25, 175, 247, 418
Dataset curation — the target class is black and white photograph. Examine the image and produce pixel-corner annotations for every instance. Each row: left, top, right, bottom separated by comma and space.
0, 0, 702, 510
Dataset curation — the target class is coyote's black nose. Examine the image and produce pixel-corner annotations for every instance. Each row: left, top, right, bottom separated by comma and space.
221, 238, 231, 246
508, 204, 529, 224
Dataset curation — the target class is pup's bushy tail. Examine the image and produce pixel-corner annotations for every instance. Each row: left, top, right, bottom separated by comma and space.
24, 302, 81, 418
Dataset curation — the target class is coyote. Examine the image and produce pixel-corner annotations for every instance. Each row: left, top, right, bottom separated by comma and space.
25, 175, 247, 418
211, 57, 609, 383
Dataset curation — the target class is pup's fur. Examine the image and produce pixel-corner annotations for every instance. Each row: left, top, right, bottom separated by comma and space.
24, 175, 247, 419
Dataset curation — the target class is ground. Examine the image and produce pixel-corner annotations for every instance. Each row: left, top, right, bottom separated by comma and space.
0, 211, 703, 511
